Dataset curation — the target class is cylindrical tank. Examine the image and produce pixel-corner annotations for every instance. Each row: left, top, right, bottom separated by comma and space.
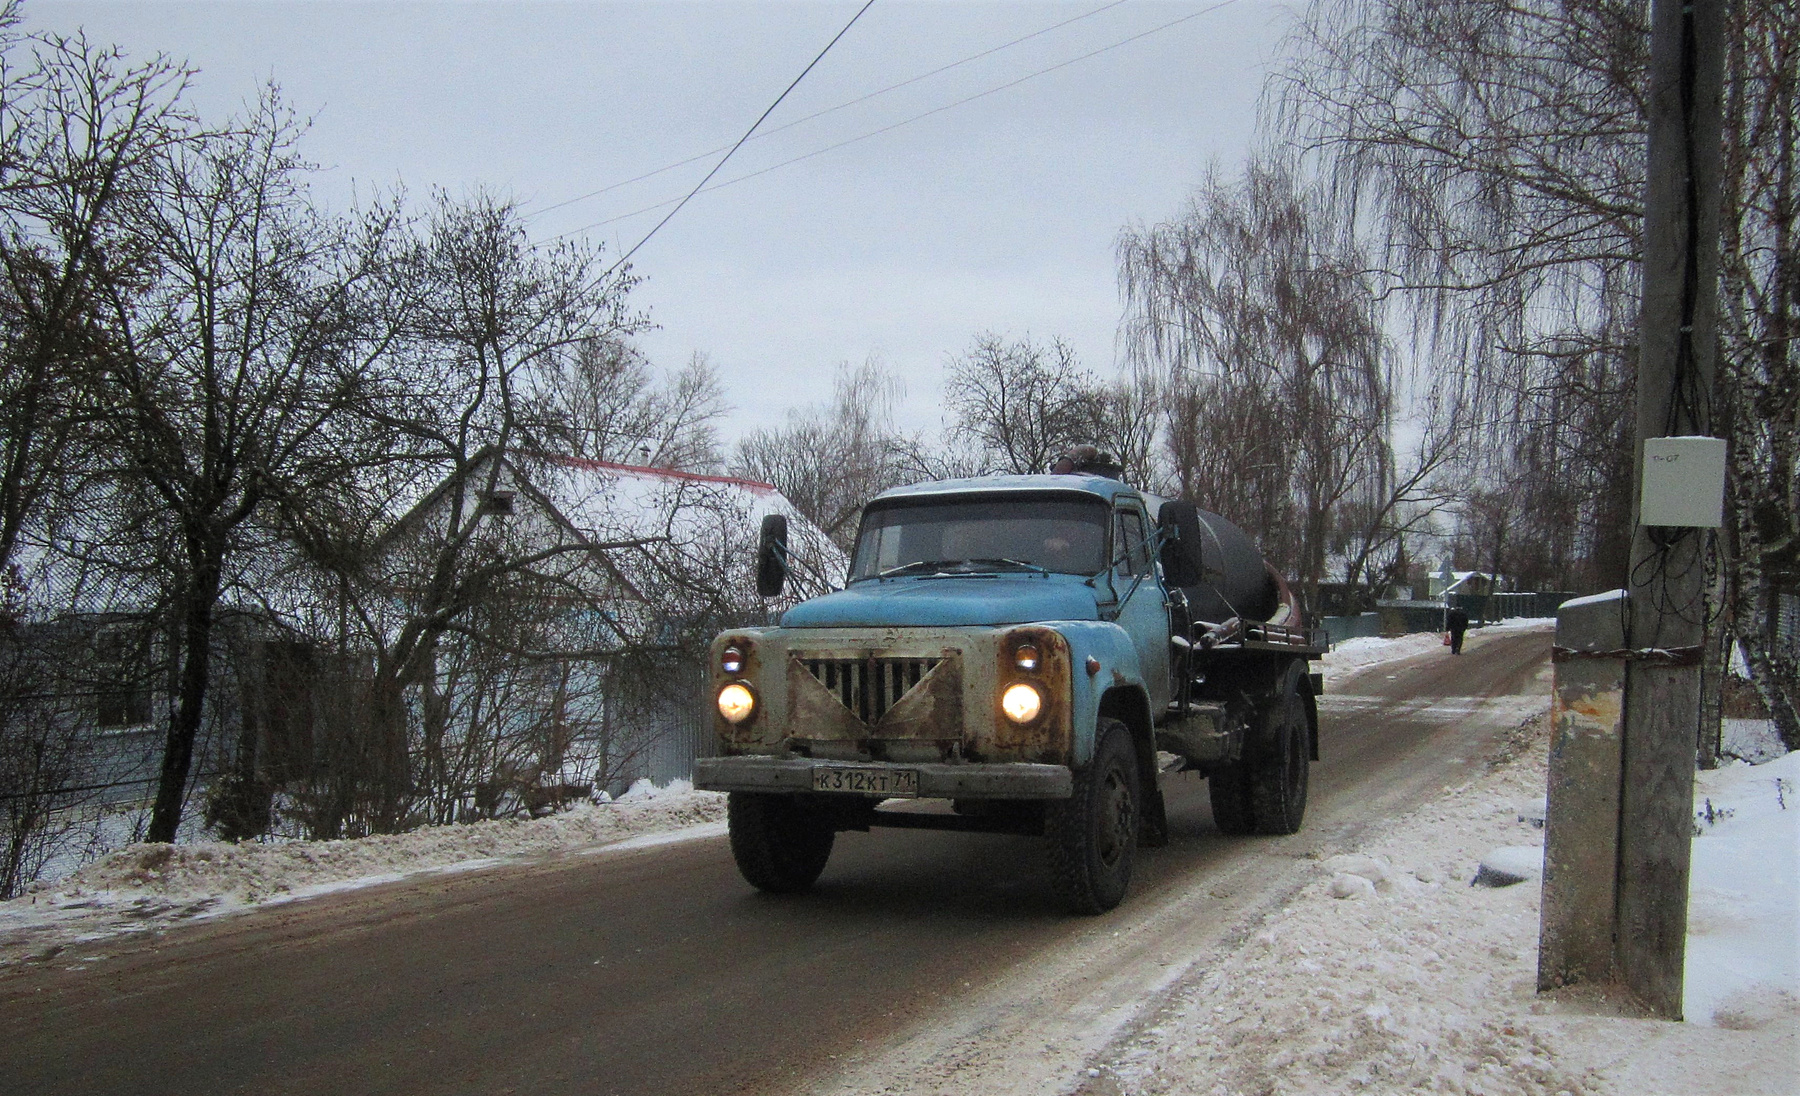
1153, 500, 1279, 624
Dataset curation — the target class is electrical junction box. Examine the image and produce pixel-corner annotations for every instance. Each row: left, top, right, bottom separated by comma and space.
1639, 436, 1727, 527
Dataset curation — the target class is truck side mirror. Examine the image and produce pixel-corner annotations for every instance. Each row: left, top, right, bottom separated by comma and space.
1158, 501, 1204, 587
756, 514, 789, 598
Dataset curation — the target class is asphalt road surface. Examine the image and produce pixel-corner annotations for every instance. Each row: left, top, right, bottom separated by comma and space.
1, 627, 1551, 1096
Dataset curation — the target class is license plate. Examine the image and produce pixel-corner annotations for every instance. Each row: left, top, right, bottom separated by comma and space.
811, 766, 919, 797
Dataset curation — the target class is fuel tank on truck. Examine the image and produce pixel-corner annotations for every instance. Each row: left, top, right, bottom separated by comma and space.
1152, 500, 1280, 625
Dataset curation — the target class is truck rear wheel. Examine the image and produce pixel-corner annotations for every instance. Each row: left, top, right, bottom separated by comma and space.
727, 792, 835, 894
1207, 667, 1310, 836
1207, 757, 1256, 835
1047, 719, 1138, 914
1247, 671, 1310, 835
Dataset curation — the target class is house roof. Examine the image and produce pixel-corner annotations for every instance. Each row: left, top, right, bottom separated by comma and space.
390, 451, 847, 609
9, 452, 846, 630
549, 455, 779, 495
1439, 571, 1498, 595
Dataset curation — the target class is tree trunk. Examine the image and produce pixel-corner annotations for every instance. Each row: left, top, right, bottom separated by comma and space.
147, 562, 222, 843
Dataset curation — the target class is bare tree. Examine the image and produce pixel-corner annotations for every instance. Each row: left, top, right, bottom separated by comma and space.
316, 189, 659, 833
0, 13, 195, 574
1719, 0, 1799, 744
944, 333, 1110, 476
732, 358, 911, 551
91, 91, 403, 842
1279, 0, 1797, 743
1120, 158, 1407, 609
536, 338, 725, 471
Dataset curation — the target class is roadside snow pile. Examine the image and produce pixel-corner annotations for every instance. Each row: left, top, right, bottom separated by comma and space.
1321, 631, 1451, 684
1322, 619, 1556, 688
1484, 616, 1560, 631
1112, 712, 1798, 1096
1685, 748, 1799, 1029
1112, 713, 1596, 1096
0, 783, 723, 965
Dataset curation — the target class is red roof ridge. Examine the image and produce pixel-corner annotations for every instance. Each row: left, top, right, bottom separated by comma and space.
546, 454, 776, 493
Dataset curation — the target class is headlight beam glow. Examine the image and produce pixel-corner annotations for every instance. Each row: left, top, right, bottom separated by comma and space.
1000, 682, 1043, 724
717, 682, 756, 724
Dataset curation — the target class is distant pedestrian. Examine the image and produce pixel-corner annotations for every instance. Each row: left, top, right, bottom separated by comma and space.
1446, 605, 1470, 655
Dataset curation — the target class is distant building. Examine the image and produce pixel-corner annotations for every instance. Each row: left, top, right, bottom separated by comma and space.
4, 453, 842, 832
362, 452, 844, 799
1427, 562, 1499, 600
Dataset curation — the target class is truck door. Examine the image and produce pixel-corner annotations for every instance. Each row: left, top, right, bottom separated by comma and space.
1112, 503, 1172, 713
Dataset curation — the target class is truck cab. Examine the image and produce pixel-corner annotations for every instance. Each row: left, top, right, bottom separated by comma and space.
694, 473, 1324, 913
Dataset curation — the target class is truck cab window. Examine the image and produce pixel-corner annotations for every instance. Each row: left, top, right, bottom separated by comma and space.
1116, 508, 1150, 576
850, 497, 1109, 579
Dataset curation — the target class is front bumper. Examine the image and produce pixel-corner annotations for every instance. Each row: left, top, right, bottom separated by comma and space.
694, 756, 1073, 799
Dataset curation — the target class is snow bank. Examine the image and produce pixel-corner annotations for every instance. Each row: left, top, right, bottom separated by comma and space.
1110, 712, 1797, 1096
1686, 748, 1799, 1030
1111, 714, 1597, 1096
1484, 616, 1560, 631
1321, 631, 1450, 684
0, 784, 724, 966
1320, 620, 1554, 690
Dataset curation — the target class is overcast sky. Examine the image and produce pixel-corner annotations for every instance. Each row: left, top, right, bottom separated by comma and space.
31, 0, 1291, 447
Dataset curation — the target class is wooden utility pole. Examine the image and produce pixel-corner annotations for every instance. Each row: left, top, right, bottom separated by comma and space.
1618, 0, 1724, 1020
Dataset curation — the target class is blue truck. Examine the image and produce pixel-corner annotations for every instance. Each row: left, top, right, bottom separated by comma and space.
693, 472, 1326, 913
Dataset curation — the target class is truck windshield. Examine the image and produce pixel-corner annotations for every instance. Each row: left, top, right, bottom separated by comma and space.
850, 496, 1110, 580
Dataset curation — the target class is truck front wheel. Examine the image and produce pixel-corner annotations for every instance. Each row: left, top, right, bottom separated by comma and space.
1047, 718, 1138, 914
727, 792, 835, 894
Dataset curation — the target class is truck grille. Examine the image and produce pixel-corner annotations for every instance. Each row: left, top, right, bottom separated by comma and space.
801, 657, 941, 724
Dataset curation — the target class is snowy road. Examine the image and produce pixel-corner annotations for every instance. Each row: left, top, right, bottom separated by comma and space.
1, 628, 1552, 1096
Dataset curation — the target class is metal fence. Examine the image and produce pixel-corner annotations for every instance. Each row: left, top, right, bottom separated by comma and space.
1321, 612, 1384, 644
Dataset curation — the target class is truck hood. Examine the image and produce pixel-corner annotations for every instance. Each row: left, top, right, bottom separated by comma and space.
781, 575, 1102, 628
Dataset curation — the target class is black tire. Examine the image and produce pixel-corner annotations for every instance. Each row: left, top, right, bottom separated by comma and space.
1047, 719, 1139, 914
1247, 667, 1310, 835
1139, 786, 1170, 848
727, 792, 835, 894
1207, 756, 1256, 835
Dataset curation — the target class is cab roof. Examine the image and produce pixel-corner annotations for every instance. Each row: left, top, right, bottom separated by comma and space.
869, 474, 1141, 506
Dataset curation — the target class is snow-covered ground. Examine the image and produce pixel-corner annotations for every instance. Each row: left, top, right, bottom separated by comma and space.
1103, 712, 1797, 1095
1686, 743, 1799, 1032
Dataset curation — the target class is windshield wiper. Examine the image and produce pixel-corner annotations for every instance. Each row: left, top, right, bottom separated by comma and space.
876, 559, 964, 578
965, 557, 1049, 574
871, 558, 1051, 580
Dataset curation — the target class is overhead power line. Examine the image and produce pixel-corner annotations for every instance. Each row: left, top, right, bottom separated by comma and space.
530, 0, 1130, 221
603, 0, 877, 276
558, 0, 1244, 243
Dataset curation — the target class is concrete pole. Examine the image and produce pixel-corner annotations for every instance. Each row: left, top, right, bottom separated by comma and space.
1617, 0, 1724, 1020
1539, 593, 1626, 990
